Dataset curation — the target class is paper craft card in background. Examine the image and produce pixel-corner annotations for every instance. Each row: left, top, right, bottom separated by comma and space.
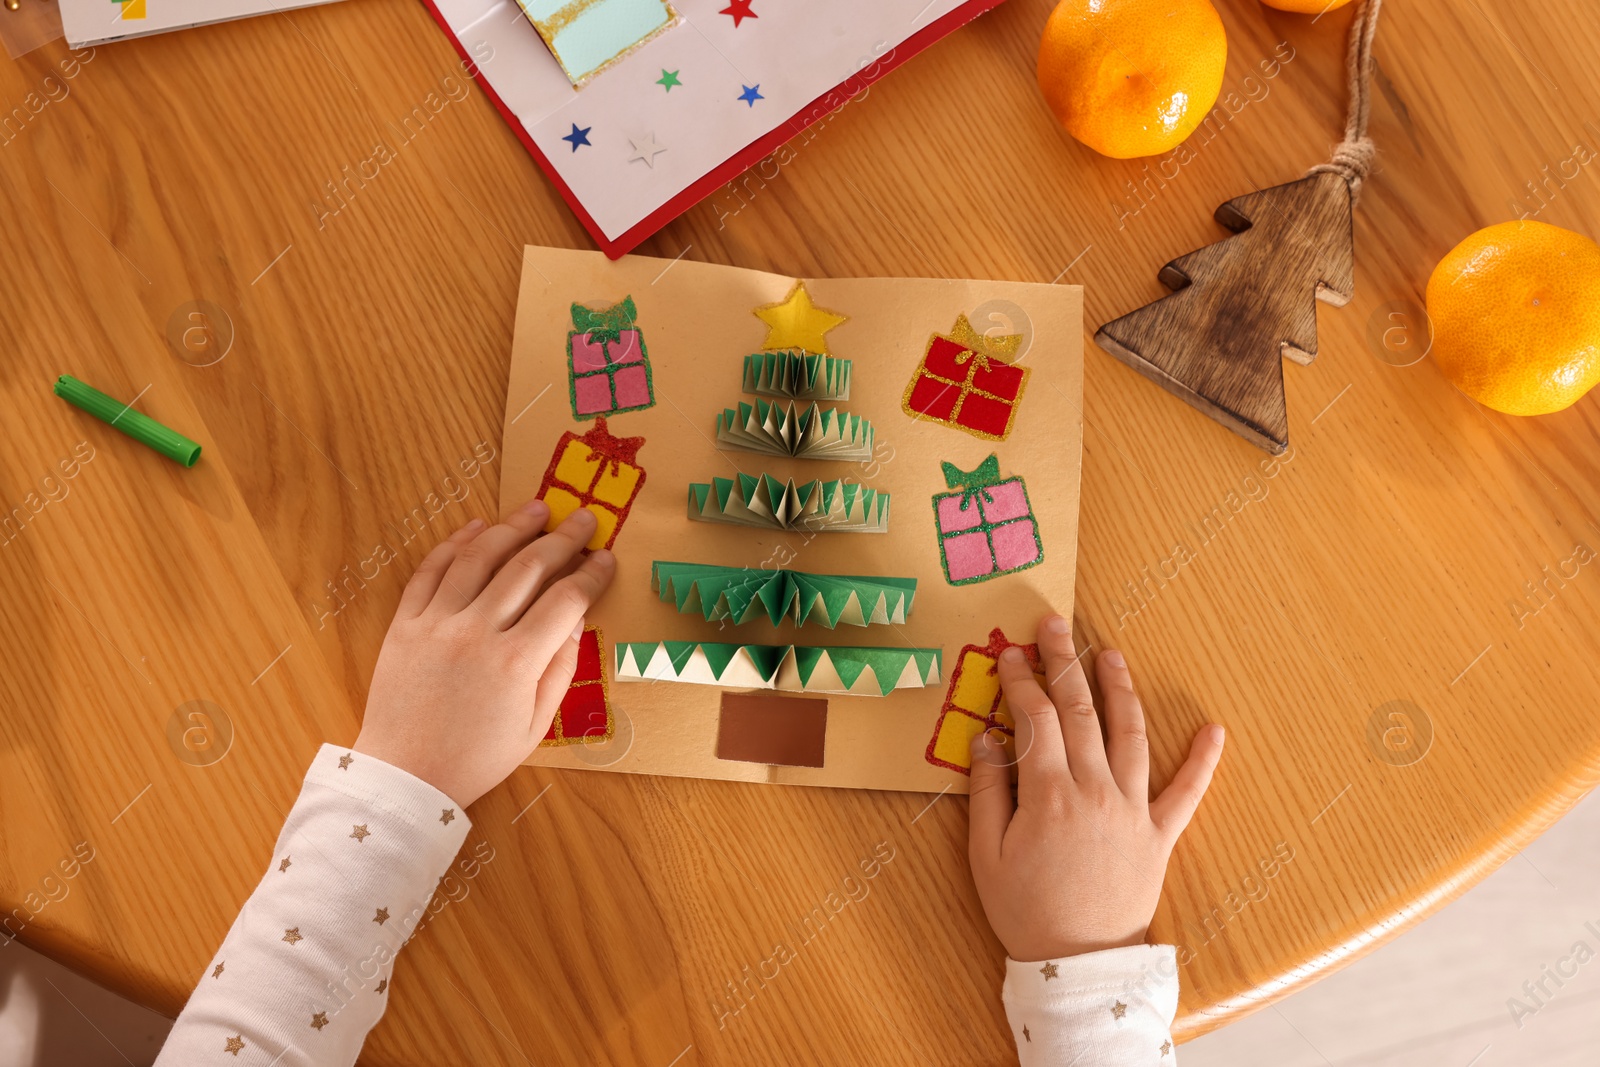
423, 0, 1006, 256
61, 0, 344, 47
500, 246, 1082, 793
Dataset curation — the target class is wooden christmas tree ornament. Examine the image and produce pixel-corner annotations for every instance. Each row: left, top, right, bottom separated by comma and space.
1095, 0, 1383, 455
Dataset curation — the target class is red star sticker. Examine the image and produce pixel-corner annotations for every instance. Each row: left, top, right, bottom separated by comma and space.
719, 0, 756, 27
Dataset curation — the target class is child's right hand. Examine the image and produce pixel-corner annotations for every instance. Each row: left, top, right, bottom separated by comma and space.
354, 502, 616, 809
967, 615, 1224, 962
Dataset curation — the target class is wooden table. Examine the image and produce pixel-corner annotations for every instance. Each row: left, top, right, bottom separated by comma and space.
4, 0, 1598, 1061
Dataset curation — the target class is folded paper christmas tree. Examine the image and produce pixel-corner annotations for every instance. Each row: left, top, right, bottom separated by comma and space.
615, 641, 942, 696
742, 352, 852, 401
688, 474, 890, 533
714, 399, 874, 461
652, 561, 915, 628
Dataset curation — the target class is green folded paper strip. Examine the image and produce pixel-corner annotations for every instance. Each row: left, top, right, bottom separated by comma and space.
743, 352, 852, 401
653, 561, 915, 629
615, 641, 942, 696
688, 474, 890, 533
715, 399, 875, 461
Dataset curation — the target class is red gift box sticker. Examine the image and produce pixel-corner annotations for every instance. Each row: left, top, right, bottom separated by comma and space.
924, 628, 1043, 774
901, 314, 1030, 441
535, 416, 648, 551
932, 454, 1043, 586
541, 626, 615, 746
567, 296, 655, 420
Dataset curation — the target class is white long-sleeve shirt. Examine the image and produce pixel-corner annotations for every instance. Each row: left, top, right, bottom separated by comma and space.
155, 744, 470, 1066
1004, 945, 1180, 1064
156, 748, 1179, 1064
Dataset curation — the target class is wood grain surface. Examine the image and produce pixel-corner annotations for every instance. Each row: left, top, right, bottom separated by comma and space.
1, 0, 1598, 1063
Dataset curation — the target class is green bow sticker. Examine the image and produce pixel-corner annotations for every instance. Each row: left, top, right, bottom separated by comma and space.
940, 453, 1002, 508
570, 296, 638, 345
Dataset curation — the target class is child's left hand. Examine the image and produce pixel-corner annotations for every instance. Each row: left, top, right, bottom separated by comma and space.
354, 502, 615, 808
967, 615, 1224, 962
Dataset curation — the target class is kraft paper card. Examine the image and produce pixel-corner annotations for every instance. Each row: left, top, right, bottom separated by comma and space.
501, 246, 1083, 793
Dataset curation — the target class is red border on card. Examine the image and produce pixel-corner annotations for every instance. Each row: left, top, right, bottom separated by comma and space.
419, 0, 1009, 258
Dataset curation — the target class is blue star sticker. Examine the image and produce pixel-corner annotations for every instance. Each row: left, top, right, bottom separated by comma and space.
562, 123, 592, 152
737, 84, 763, 107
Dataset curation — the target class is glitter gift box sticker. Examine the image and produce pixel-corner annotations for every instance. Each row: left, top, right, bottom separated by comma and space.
932, 454, 1043, 585
568, 296, 654, 420
925, 628, 1043, 774
536, 416, 648, 551
541, 626, 614, 745
902, 314, 1031, 440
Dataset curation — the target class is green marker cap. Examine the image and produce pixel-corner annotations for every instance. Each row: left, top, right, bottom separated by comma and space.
53, 375, 202, 467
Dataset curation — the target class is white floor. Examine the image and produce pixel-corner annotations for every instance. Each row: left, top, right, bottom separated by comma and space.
4, 788, 1596, 1066
1183, 788, 1600, 1067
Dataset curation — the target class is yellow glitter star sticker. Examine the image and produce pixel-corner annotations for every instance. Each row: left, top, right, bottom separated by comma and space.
224, 1035, 245, 1056
1111, 1000, 1127, 1019
374, 907, 390, 925
753, 281, 847, 354
1039, 962, 1059, 980
311, 1011, 329, 1030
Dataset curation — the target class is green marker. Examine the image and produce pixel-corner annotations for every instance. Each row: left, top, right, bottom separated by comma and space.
53, 375, 202, 467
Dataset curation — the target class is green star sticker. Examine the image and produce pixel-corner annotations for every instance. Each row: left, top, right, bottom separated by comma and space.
657, 69, 682, 91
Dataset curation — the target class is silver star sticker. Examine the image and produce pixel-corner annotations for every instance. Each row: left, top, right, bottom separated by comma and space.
627, 133, 667, 168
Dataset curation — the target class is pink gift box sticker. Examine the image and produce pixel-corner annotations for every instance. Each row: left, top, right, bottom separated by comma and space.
571, 334, 610, 372
611, 365, 652, 408
942, 531, 997, 582
573, 374, 615, 415
977, 479, 1029, 524
932, 454, 1044, 586
989, 519, 1042, 571
936, 493, 984, 533
566, 296, 655, 421
607, 331, 645, 364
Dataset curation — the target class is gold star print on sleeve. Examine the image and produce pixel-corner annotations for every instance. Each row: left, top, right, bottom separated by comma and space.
1002, 947, 1179, 1067
152, 743, 476, 1066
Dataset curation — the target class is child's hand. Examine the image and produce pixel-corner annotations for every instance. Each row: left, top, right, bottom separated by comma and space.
967, 615, 1225, 962
354, 502, 616, 808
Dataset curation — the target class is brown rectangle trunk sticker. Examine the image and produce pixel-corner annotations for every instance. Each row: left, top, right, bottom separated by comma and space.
716, 692, 829, 768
